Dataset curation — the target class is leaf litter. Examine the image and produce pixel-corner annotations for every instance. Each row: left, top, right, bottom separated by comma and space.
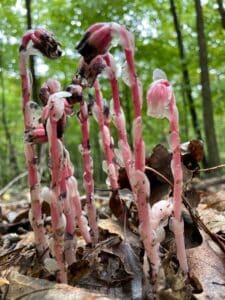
0, 142, 224, 299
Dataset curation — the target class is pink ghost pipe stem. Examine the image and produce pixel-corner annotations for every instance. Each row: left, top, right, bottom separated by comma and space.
63, 146, 91, 245
79, 100, 98, 244
42, 79, 77, 266
19, 29, 62, 258
60, 159, 76, 266
93, 79, 119, 190
147, 75, 188, 273
103, 53, 133, 176
66, 83, 97, 245
168, 93, 188, 273
46, 91, 73, 283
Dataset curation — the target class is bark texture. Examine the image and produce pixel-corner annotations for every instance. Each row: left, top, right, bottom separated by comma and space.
195, 0, 220, 167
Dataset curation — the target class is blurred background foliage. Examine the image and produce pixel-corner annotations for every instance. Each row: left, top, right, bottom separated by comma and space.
0, 0, 224, 190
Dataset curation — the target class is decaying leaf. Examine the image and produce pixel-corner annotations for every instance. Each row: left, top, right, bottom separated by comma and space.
200, 190, 225, 211
198, 203, 225, 234
0, 277, 9, 286
118, 142, 203, 206
187, 232, 225, 300
4, 271, 115, 300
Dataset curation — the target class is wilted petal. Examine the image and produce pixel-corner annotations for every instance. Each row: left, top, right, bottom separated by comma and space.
152, 68, 167, 81
121, 61, 131, 87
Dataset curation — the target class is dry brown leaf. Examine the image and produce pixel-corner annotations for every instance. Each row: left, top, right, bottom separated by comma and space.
187, 232, 225, 300
98, 218, 141, 248
200, 190, 225, 211
0, 277, 9, 286
5, 271, 116, 300
198, 203, 225, 234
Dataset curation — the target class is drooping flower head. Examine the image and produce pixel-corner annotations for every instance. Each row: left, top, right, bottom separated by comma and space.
20, 29, 62, 59
147, 69, 172, 119
76, 23, 112, 63
76, 56, 106, 87
76, 22, 134, 64
39, 79, 61, 106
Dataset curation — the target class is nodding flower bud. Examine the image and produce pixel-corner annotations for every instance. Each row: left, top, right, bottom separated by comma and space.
20, 29, 62, 59
77, 56, 106, 87
76, 22, 134, 64
66, 84, 83, 104
147, 79, 172, 119
48, 91, 71, 122
76, 23, 113, 63
39, 79, 61, 106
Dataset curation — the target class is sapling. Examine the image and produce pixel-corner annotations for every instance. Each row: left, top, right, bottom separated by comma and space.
147, 69, 188, 273
76, 23, 159, 277
19, 29, 62, 258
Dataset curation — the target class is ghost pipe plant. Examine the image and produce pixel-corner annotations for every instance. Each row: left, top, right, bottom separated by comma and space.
103, 53, 133, 178
19, 29, 62, 258
45, 91, 73, 283
147, 69, 188, 273
39, 79, 78, 266
76, 23, 159, 278
41, 81, 92, 248
93, 79, 119, 192
66, 81, 98, 245
76, 22, 144, 171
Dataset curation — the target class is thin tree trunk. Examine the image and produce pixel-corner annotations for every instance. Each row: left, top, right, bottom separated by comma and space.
194, 0, 220, 167
217, 0, 225, 29
25, 0, 38, 101
0, 54, 19, 174
170, 0, 202, 142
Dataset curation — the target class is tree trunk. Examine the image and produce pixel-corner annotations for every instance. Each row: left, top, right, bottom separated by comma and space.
0, 54, 19, 175
170, 0, 202, 142
217, 0, 225, 29
25, 0, 38, 101
194, 0, 220, 167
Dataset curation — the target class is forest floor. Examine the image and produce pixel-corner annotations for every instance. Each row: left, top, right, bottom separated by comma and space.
0, 175, 225, 300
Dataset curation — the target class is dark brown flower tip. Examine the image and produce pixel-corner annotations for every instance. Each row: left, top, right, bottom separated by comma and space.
34, 31, 62, 59
76, 32, 97, 64
20, 29, 62, 59
66, 84, 83, 104
39, 85, 50, 106
77, 56, 106, 87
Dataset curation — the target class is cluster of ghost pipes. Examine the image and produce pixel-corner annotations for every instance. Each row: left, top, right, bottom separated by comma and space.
19, 23, 188, 283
